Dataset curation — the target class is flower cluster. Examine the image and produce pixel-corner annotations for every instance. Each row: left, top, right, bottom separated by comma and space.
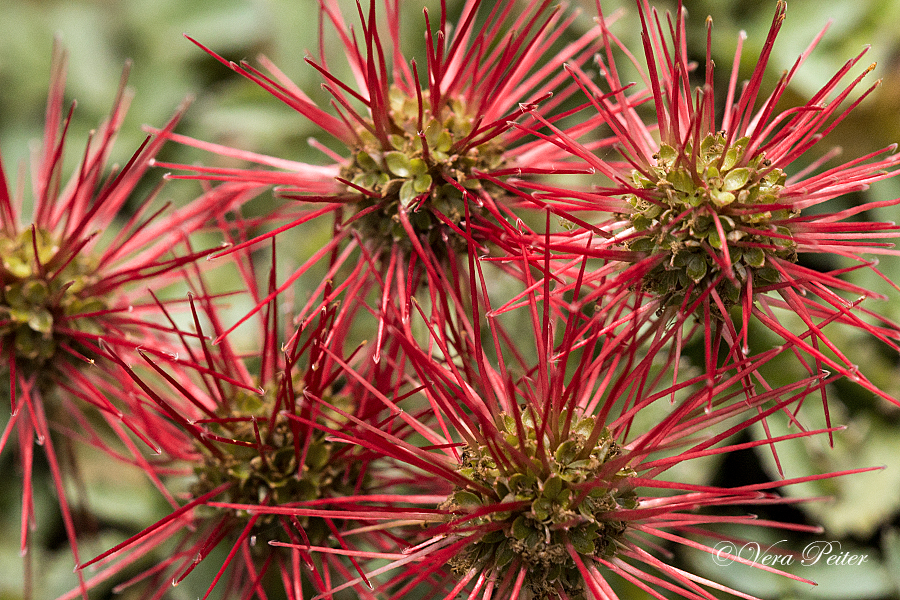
1, 41, 257, 598
4, 1, 900, 600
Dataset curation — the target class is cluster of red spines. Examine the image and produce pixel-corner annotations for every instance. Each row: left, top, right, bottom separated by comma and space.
4, 1, 900, 600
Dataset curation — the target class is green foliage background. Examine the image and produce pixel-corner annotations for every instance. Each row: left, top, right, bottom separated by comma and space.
2, 0, 900, 598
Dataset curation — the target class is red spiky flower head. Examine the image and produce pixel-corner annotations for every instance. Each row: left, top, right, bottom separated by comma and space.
149, 0, 608, 345
0, 43, 255, 596
230, 251, 875, 600
531, 0, 900, 407
76, 239, 423, 600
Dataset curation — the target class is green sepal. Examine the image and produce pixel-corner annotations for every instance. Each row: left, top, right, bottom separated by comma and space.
454, 490, 483, 509
743, 246, 766, 268
414, 174, 433, 193
305, 442, 331, 471
511, 515, 531, 540
495, 541, 516, 568
28, 309, 54, 335
399, 179, 419, 207
573, 417, 595, 437
656, 143, 677, 165
542, 475, 563, 501
711, 190, 735, 207
531, 497, 553, 522
408, 157, 428, 177
722, 167, 750, 191
554, 440, 580, 466
384, 151, 412, 177
668, 170, 694, 193
356, 150, 379, 171
686, 254, 708, 283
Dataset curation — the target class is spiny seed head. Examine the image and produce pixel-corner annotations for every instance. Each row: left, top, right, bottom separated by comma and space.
341, 87, 507, 255
625, 133, 798, 312
0, 227, 106, 371
192, 384, 356, 545
442, 409, 637, 600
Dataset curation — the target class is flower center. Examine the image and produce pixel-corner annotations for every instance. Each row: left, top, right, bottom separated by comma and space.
340, 87, 507, 255
0, 227, 106, 371
625, 133, 797, 311
191, 384, 355, 544
443, 410, 637, 600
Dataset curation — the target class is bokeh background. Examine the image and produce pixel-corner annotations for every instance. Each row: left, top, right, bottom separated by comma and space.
2, 0, 900, 598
